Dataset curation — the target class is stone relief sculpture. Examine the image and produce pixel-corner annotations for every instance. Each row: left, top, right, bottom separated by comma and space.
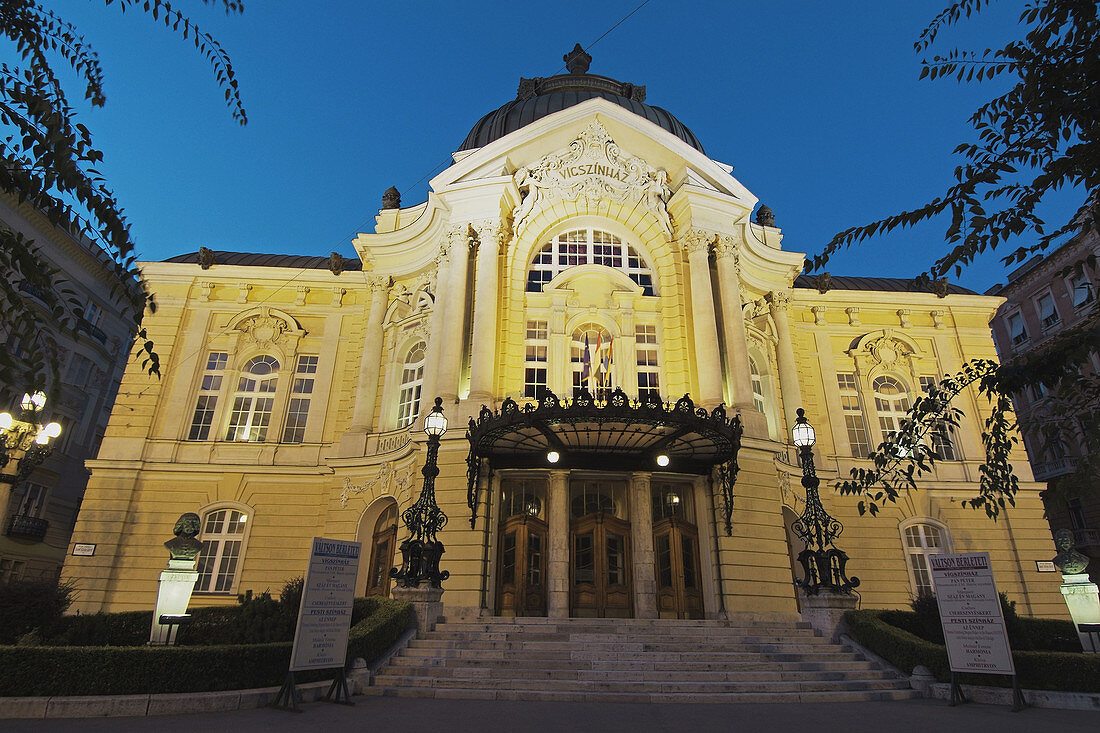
512, 120, 672, 237
164, 512, 203, 561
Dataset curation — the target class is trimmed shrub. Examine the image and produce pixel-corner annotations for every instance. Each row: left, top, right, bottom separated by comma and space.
0, 579, 74, 644
48, 610, 152, 647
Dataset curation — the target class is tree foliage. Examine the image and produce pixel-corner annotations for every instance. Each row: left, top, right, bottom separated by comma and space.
819, 0, 1100, 519
0, 0, 246, 397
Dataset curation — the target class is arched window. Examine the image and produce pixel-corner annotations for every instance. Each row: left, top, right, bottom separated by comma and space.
873, 376, 911, 443
571, 323, 612, 398
196, 507, 250, 593
901, 520, 951, 596
397, 342, 426, 428
365, 502, 398, 597
226, 355, 279, 442
526, 228, 656, 295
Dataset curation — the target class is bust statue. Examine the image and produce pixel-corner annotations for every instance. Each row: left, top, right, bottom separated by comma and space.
1052, 528, 1089, 575
164, 513, 203, 562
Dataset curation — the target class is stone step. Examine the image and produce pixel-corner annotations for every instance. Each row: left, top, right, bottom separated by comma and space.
361, 687, 920, 704
427, 630, 824, 643
399, 647, 862, 663
388, 656, 879, 672
440, 616, 812, 629
407, 639, 834, 653
380, 666, 898, 683
435, 622, 818, 635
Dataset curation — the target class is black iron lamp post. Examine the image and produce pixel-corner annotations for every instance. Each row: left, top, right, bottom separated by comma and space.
791, 408, 859, 595
0, 392, 62, 487
391, 397, 451, 588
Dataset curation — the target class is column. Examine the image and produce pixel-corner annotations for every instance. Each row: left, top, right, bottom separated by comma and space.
714, 236, 755, 410
468, 220, 501, 404
435, 226, 472, 404
683, 230, 724, 408
768, 291, 803, 434
547, 469, 570, 618
630, 472, 657, 618
348, 275, 390, 432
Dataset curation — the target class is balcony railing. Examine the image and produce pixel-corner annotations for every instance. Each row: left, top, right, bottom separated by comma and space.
1075, 528, 1100, 549
1032, 457, 1079, 481
5, 514, 49, 541
17, 279, 49, 303
78, 318, 108, 344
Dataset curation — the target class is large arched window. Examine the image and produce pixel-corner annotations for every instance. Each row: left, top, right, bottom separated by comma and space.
901, 520, 951, 597
571, 323, 612, 398
873, 376, 911, 443
397, 342, 426, 428
365, 501, 398, 597
526, 228, 656, 295
226, 355, 279, 442
196, 507, 250, 593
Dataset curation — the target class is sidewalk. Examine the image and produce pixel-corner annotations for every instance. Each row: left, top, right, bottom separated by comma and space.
4, 695, 1097, 733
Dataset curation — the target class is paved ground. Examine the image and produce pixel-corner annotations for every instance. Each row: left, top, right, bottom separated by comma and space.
6, 696, 1097, 733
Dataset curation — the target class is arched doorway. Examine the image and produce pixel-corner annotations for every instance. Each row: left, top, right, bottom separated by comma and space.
570, 479, 632, 618
651, 482, 703, 619
360, 500, 398, 597
496, 480, 548, 616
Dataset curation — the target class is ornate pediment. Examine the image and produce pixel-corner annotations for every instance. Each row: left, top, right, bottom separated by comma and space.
229, 307, 304, 349
512, 120, 672, 237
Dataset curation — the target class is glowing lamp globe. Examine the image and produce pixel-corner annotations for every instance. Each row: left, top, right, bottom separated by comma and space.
44, 422, 62, 438
22, 392, 46, 412
0, 413, 12, 431
792, 408, 816, 448
655, 454, 670, 467
424, 398, 448, 437
546, 450, 560, 464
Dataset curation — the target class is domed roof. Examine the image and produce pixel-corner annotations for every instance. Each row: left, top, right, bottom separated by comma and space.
459, 46, 705, 154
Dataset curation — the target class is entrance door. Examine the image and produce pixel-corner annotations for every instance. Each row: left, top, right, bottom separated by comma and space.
570, 512, 633, 617
653, 516, 703, 618
496, 514, 548, 616
364, 502, 398, 597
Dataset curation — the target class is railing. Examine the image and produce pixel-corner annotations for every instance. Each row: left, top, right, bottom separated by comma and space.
78, 318, 108, 344
6, 514, 49, 541
1032, 457, 1078, 481
1074, 528, 1100, 549
17, 279, 48, 303
372, 427, 412, 456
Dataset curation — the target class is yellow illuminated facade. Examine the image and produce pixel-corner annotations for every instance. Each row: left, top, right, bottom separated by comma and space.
63, 60, 1065, 621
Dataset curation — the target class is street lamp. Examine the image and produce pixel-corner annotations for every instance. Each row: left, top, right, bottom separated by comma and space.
391, 397, 451, 588
1, 391, 62, 487
790, 408, 859, 595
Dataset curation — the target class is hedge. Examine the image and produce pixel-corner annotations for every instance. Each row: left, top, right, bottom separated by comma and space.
844, 610, 1100, 693
0, 598, 411, 697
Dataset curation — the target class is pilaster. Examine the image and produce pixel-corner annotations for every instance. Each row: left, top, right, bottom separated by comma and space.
682, 229, 724, 409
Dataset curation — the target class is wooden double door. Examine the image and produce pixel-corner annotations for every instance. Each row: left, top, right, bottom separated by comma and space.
570, 512, 633, 618
496, 514, 547, 616
653, 516, 703, 619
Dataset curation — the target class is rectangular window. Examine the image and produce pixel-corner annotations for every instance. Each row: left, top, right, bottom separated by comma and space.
17, 482, 48, 518
226, 397, 274, 442
1071, 272, 1095, 308
83, 302, 103, 327
1007, 313, 1027, 345
188, 352, 227, 440
67, 354, 93, 389
1037, 293, 1060, 328
281, 356, 317, 443
920, 376, 958, 460
524, 320, 549, 399
636, 324, 660, 401
837, 373, 871, 458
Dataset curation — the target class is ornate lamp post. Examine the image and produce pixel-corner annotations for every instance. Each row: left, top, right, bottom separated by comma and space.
791, 408, 858, 595
1, 392, 62, 537
391, 397, 450, 588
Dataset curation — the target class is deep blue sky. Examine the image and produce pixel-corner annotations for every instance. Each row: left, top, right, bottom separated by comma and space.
57, 0, 1079, 292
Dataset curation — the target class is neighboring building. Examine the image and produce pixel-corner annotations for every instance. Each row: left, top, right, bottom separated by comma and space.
987, 227, 1100, 581
0, 195, 135, 582
63, 52, 1065, 619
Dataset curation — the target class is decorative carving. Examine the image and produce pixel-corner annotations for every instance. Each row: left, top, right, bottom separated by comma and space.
563, 43, 591, 75
445, 224, 474, 255
197, 247, 216, 270
339, 459, 417, 508
517, 77, 542, 99
681, 229, 715, 256
930, 309, 946, 329
331, 287, 346, 307
1052, 528, 1090, 575
867, 331, 904, 367
199, 282, 214, 302
814, 272, 832, 294
235, 306, 289, 348
294, 286, 309, 306
845, 306, 861, 326
368, 274, 391, 294
713, 235, 739, 261
237, 283, 251, 304
766, 291, 791, 313
329, 252, 345, 276
743, 298, 769, 320
897, 309, 911, 328
755, 205, 775, 227
164, 513, 203, 561
472, 220, 503, 253
382, 186, 401, 209
512, 120, 672, 237
811, 305, 827, 325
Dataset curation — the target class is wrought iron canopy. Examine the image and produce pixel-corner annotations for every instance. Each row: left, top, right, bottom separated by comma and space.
464, 387, 743, 533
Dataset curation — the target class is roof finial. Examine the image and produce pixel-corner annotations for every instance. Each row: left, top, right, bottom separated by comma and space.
564, 44, 591, 75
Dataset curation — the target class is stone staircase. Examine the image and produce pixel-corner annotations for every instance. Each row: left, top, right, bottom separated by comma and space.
365, 616, 918, 703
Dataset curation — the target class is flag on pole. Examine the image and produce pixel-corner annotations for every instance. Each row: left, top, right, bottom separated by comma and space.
601, 335, 613, 387
580, 334, 591, 387
594, 332, 603, 387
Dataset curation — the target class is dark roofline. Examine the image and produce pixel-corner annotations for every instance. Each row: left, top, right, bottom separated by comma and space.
793, 274, 977, 295
163, 250, 362, 271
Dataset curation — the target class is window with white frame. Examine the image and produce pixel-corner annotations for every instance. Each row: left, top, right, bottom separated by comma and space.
749, 356, 766, 414
902, 521, 950, 596
873, 376, 911, 444
1007, 312, 1028, 346
16, 482, 48, 518
526, 228, 656, 296
635, 324, 660, 402
67, 353, 94, 389
188, 352, 228, 440
524, 320, 548, 399
1070, 271, 1095, 308
225, 355, 279, 442
195, 508, 249, 593
281, 355, 317, 443
571, 323, 612, 398
0, 559, 26, 582
837, 373, 872, 458
397, 342, 426, 428
1036, 292, 1060, 329
919, 376, 958, 461
83, 302, 102, 327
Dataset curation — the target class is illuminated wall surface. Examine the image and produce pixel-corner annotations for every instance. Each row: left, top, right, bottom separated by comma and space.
62, 64, 1066, 620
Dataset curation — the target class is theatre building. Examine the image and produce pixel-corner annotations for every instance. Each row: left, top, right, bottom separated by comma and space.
63, 51, 1064, 622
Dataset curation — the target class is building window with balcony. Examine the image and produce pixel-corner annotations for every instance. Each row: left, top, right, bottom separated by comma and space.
1007, 312, 1028, 346
837, 373, 871, 458
16, 482, 47, 518
1036, 292, 1060, 330
188, 352, 228, 440
225, 355, 279, 442
524, 320, 548, 399
281, 355, 317, 443
396, 342, 426, 429
901, 520, 951, 597
195, 507, 250, 593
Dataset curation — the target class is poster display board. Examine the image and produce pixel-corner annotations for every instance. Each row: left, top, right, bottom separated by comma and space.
929, 552, 1015, 675
289, 537, 362, 672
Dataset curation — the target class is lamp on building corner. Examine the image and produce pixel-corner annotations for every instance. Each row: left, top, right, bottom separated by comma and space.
391, 397, 450, 588
0, 392, 62, 539
791, 408, 858, 595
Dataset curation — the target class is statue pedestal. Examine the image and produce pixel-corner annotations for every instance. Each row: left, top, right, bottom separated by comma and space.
1060, 573, 1100, 653
149, 559, 199, 645
798, 589, 858, 642
392, 584, 444, 637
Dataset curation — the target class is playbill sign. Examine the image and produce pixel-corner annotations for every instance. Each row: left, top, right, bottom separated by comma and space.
930, 552, 1015, 675
289, 537, 362, 672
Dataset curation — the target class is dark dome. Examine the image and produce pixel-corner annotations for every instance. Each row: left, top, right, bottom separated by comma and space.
459, 54, 705, 154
